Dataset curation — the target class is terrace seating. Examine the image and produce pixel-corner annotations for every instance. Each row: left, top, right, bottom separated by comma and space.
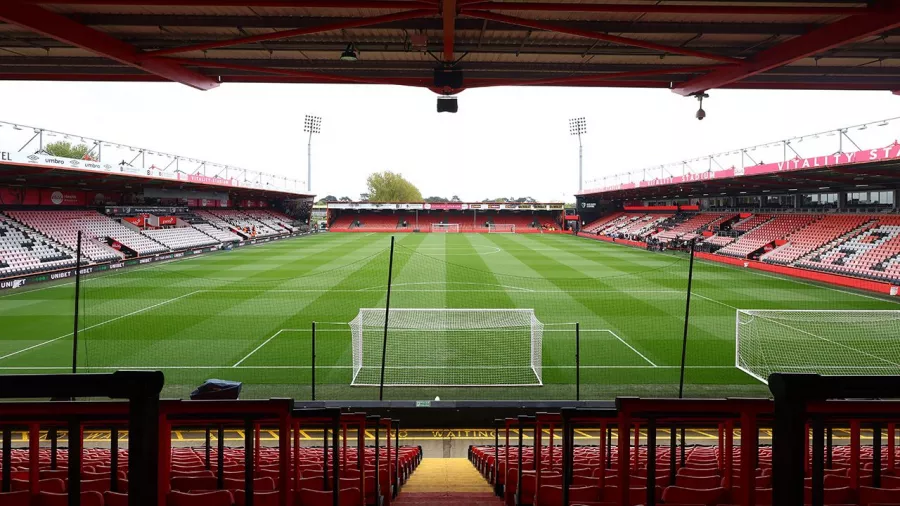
329, 215, 358, 231
800, 216, 900, 282
208, 210, 280, 237
143, 227, 220, 250
613, 214, 670, 239
0, 215, 75, 277
397, 212, 447, 230
761, 214, 872, 265
195, 211, 245, 236
716, 214, 820, 258
7, 210, 164, 259
195, 223, 243, 243
653, 213, 723, 243
243, 210, 296, 232
732, 214, 772, 232
353, 214, 402, 231
581, 213, 624, 234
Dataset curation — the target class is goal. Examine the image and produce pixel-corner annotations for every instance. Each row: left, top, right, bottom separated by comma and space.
350, 308, 543, 387
735, 309, 900, 384
431, 223, 459, 233
488, 224, 516, 234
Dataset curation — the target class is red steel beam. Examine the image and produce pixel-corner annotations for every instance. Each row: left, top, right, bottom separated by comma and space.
15, 0, 434, 6
144, 9, 436, 58
462, 11, 742, 64
465, 65, 719, 88
673, 6, 900, 96
461, 2, 867, 16
165, 58, 431, 87
0, 1, 217, 89
443, 0, 457, 62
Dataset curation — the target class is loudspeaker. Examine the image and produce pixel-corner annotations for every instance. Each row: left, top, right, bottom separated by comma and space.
434, 68, 463, 89
437, 96, 458, 113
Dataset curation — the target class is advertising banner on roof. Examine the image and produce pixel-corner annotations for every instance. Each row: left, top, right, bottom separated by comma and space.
429, 203, 462, 210
582, 142, 900, 195
0, 149, 303, 195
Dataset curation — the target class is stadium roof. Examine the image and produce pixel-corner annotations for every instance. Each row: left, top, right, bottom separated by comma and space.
0, 119, 311, 198
578, 116, 900, 201
1, 1, 900, 95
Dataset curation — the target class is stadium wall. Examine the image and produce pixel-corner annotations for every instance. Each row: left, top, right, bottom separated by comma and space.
578, 231, 898, 296
0, 231, 307, 291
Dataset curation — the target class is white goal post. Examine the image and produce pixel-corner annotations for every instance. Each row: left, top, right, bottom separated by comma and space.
488, 224, 516, 234
431, 223, 460, 233
735, 309, 900, 384
350, 308, 543, 387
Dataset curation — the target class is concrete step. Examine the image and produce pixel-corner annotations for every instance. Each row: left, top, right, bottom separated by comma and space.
393, 492, 503, 506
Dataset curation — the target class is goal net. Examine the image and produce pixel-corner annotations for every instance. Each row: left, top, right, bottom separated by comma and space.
350, 308, 543, 387
735, 309, 900, 384
431, 223, 459, 233
488, 224, 516, 234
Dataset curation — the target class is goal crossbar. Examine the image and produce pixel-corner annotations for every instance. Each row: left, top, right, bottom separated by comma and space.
350, 308, 543, 387
735, 309, 900, 385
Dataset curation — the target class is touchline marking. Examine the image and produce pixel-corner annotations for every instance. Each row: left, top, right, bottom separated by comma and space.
232, 329, 283, 367
0, 290, 202, 363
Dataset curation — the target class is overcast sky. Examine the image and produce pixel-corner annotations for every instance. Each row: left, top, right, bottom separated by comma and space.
1, 81, 899, 202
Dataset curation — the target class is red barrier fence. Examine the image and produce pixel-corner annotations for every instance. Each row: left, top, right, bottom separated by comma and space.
693, 251, 899, 296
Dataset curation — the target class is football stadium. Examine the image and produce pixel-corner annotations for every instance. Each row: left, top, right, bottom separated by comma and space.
3, 1, 900, 506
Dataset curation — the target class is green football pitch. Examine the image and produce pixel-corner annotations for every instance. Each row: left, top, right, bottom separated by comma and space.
1, 232, 898, 401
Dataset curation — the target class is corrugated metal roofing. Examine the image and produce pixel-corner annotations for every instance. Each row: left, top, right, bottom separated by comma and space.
0, 0, 896, 94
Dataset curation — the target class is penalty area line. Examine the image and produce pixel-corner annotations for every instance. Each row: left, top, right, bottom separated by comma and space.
603, 329, 658, 367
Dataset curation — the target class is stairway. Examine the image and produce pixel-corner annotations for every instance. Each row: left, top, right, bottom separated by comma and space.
394, 459, 502, 506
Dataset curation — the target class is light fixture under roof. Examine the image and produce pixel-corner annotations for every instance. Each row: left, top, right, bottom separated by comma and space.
340, 43, 359, 62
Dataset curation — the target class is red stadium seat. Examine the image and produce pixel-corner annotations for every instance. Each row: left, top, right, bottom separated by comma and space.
295, 488, 362, 506
536, 484, 601, 506
37, 491, 104, 506
171, 476, 219, 492
661, 486, 727, 506
167, 490, 235, 506
234, 489, 280, 506
13, 478, 65, 493
224, 477, 275, 491
0, 491, 32, 506
859, 486, 900, 506
105, 491, 130, 506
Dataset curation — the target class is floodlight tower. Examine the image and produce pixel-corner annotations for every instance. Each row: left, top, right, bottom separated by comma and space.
303, 114, 322, 192
569, 117, 587, 192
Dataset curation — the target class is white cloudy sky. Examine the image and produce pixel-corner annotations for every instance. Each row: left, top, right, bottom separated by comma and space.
1, 81, 899, 202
